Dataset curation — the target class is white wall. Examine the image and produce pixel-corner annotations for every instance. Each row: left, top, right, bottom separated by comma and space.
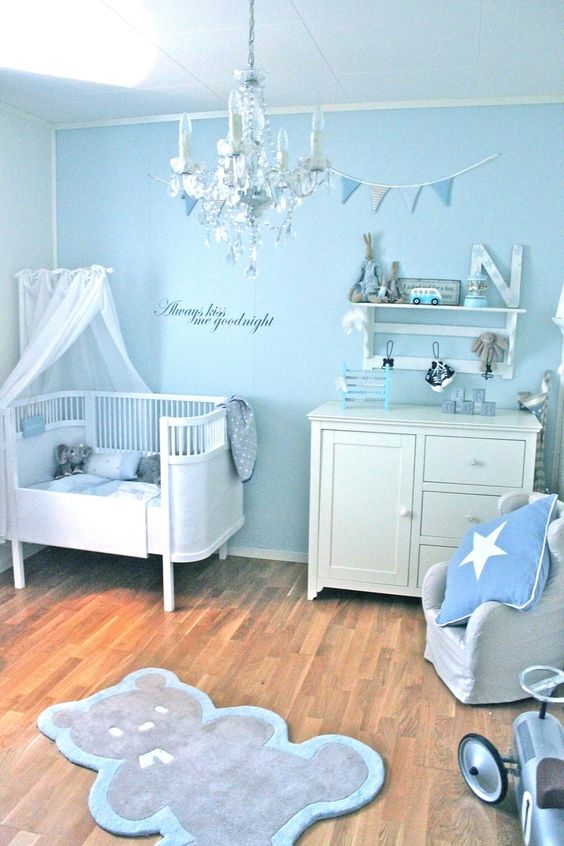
0, 104, 54, 571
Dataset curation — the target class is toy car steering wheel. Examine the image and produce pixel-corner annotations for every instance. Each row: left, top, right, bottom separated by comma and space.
519, 665, 564, 703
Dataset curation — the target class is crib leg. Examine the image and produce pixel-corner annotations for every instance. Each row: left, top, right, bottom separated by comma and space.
162, 555, 175, 612
12, 540, 25, 589
218, 542, 228, 561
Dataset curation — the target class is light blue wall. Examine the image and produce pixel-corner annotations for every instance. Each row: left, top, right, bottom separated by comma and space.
56, 104, 564, 556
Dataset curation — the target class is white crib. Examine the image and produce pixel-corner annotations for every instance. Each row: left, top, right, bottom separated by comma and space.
1, 390, 244, 611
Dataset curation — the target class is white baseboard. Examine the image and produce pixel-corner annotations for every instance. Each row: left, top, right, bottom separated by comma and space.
0, 542, 44, 574
228, 545, 307, 564
0, 542, 305, 576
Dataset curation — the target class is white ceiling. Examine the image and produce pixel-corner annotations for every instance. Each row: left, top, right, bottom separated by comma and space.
0, 0, 563, 126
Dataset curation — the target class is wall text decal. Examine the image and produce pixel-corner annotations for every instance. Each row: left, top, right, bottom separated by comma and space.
154, 300, 275, 334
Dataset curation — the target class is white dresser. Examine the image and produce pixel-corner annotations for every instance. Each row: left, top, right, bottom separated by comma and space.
307, 402, 541, 599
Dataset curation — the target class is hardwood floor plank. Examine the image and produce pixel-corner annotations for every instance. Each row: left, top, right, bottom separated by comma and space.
0, 548, 527, 845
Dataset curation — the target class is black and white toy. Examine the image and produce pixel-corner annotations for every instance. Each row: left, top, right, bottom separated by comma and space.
425, 342, 456, 392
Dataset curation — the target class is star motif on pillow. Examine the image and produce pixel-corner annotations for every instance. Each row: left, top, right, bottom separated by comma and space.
459, 521, 508, 580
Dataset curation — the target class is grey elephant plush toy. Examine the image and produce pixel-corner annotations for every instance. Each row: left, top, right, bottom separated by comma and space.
55, 443, 92, 479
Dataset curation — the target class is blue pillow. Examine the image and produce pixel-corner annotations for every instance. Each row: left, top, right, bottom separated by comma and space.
436, 494, 558, 626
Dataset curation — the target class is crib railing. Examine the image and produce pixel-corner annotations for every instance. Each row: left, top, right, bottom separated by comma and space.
92, 392, 227, 455
10, 391, 228, 457
160, 410, 228, 458
11, 391, 86, 435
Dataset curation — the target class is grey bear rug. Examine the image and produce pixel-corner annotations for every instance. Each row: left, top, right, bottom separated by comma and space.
38, 668, 385, 846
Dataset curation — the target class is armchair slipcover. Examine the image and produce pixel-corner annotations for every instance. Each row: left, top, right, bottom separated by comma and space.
422, 493, 564, 704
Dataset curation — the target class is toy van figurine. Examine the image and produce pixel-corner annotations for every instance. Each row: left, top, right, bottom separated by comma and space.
409, 287, 442, 305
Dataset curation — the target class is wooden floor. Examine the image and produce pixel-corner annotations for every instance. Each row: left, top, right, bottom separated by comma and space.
0, 548, 528, 845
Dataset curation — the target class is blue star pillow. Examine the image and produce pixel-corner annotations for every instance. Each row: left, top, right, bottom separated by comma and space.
436, 494, 558, 626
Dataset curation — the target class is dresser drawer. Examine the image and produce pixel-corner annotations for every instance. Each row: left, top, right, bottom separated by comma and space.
418, 543, 458, 586
421, 491, 500, 539
424, 435, 525, 487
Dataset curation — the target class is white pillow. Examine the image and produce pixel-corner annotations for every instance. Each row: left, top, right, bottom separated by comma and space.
85, 451, 142, 481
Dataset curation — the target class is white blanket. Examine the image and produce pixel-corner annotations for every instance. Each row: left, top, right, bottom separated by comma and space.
31, 474, 161, 503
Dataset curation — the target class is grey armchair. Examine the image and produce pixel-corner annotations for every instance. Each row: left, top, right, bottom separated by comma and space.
422, 492, 564, 705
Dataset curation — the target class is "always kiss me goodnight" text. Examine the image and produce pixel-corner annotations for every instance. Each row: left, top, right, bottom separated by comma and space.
154, 300, 275, 334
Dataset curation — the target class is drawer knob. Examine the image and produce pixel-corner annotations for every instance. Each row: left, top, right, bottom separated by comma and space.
470, 458, 478, 466
466, 514, 477, 522
399, 507, 411, 518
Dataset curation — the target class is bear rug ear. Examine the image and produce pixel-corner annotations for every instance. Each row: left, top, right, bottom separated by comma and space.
37, 667, 385, 846
135, 672, 167, 690
51, 708, 77, 728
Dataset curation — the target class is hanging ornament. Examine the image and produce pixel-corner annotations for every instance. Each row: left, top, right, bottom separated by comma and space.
425, 342, 456, 392
382, 340, 394, 368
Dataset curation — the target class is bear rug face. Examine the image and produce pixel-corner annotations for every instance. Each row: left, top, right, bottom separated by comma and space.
38, 668, 384, 846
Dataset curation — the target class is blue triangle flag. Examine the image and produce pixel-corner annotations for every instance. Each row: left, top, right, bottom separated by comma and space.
341, 176, 361, 204
431, 178, 453, 206
181, 193, 198, 217
399, 186, 422, 213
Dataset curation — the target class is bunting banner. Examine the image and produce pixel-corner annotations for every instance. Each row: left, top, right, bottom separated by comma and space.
370, 186, 389, 213
431, 177, 453, 206
182, 193, 199, 217
335, 154, 499, 215
341, 176, 362, 204
399, 185, 422, 213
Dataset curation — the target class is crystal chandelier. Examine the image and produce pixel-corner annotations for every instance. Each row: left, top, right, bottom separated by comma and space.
168, 0, 331, 279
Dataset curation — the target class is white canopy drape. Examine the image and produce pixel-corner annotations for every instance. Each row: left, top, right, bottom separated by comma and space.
0, 265, 149, 538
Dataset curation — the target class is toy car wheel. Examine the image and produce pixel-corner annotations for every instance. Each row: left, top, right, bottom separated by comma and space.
431, 298, 439, 305
412, 297, 421, 304
458, 733, 508, 804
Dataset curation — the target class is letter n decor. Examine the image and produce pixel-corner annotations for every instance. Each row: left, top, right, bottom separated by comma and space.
471, 244, 523, 308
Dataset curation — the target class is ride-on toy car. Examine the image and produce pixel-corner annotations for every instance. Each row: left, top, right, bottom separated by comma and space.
459, 666, 564, 846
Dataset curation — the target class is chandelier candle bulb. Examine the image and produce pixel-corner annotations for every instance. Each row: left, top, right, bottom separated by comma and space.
276, 129, 289, 170
179, 113, 192, 169
228, 90, 243, 151
310, 107, 325, 169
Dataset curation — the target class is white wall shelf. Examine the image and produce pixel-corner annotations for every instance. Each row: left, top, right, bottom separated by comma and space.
359, 303, 526, 379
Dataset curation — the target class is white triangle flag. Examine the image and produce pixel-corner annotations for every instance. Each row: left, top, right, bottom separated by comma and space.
399, 186, 422, 213
370, 186, 389, 213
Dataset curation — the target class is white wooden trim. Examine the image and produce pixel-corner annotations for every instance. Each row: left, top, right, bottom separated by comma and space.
0, 99, 53, 128
227, 546, 307, 564
50, 128, 57, 267
53, 95, 564, 130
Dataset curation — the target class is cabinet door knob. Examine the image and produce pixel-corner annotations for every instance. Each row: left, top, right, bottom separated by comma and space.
466, 514, 476, 522
470, 458, 478, 465
399, 507, 411, 517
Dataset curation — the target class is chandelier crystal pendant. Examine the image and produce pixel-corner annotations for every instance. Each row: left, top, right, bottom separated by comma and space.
168, 0, 331, 279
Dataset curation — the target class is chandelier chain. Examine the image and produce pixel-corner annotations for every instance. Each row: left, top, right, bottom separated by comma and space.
248, 0, 255, 69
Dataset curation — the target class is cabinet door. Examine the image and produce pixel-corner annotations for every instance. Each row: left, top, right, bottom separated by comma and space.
318, 430, 415, 586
